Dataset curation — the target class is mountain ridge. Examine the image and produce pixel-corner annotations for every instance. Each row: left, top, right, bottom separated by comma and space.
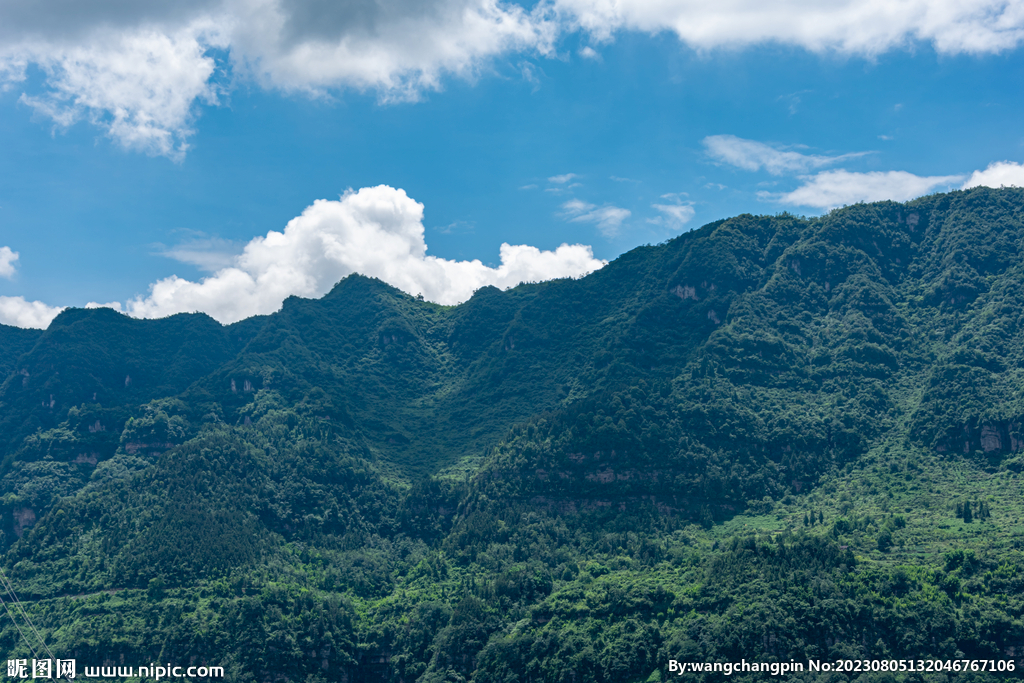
1, 187, 1023, 681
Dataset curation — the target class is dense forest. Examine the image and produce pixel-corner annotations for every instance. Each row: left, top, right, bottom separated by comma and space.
1, 187, 1023, 681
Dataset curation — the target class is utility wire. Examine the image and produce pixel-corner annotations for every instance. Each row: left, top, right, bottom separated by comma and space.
0, 591, 40, 661
0, 565, 55, 662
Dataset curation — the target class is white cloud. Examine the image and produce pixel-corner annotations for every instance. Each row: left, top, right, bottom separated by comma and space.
561, 198, 593, 213
555, 0, 1024, 55
0, 296, 64, 329
6, 1, 1023, 157
769, 169, 964, 209
560, 198, 630, 237
548, 173, 578, 184
0, 246, 18, 279
579, 46, 601, 60
649, 202, 695, 229
961, 160, 1024, 188
233, 0, 559, 100
92, 185, 604, 323
0, 0, 557, 157
11, 25, 222, 159
709, 135, 1024, 209
518, 60, 542, 88
0, 247, 65, 328
703, 135, 868, 175
158, 234, 244, 272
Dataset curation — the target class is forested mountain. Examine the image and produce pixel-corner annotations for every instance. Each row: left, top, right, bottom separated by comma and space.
2, 187, 1024, 682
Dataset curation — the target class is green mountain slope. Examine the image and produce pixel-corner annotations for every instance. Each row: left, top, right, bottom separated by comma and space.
0, 323, 41, 380
0, 187, 1023, 682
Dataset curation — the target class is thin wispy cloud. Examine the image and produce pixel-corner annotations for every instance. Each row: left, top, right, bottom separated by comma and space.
648, 195, 695, 229
519, 61, 543, 90
433, 220, 475, 235
704, 135, 869, 175
548, 173, 578, 184
777, 89, 812, 115
561, 199, 631, 237
157, 234, 243, 272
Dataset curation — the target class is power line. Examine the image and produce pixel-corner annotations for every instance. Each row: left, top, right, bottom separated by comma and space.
0, 591, 40, 661
0, 565, 54, 662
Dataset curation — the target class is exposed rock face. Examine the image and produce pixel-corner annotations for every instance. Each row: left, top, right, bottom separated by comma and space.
13, 507, 36, 538
981, 425, 1002, 453
672, 284, 698, 301
936, 421, 1024, 456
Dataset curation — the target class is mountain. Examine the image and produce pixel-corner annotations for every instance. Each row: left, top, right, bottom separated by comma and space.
1, 187, 1023, 682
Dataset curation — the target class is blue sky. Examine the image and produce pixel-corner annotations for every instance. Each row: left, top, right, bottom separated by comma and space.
2, 0, 1024, 327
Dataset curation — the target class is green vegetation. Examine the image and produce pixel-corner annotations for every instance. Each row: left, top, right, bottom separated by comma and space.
1, 187, 1024, 681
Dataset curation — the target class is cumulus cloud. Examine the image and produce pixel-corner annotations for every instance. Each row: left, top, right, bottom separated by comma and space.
92, 185, 604, 323
560, 198, 630, 237
0, 246, 66, 327
0, 247, 18, 279
0, 296, 64, 329
5, 1, 1024, 157
232, 0, 558, 99
11, 25, 222, 159
767, 169, 964, 209
704, 135, 868, 175
0, 0, 557, 156
961, 160, 1024, 188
